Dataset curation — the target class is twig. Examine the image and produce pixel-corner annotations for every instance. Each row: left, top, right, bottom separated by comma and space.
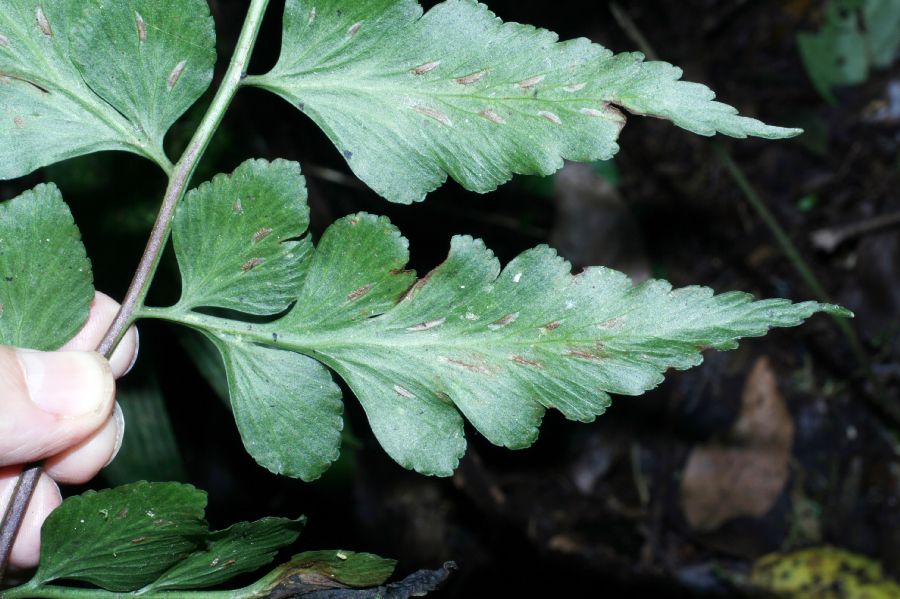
810, 211, 900, 252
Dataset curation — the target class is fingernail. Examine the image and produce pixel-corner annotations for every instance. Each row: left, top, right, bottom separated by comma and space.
105, 403, 126, 467
17, 351, 113, 417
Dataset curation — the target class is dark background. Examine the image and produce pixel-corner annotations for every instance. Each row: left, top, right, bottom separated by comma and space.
3, 0, 898, 596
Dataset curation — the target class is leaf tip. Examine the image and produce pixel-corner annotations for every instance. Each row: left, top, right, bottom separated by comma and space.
822, 303, 854, 318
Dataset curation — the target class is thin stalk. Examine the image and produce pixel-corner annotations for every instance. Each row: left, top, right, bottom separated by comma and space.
715, 145, 899, 424
3, 582, 267, 599
0, 0, 271, 583
99, 0, 272, 355
714, 146, 863, 353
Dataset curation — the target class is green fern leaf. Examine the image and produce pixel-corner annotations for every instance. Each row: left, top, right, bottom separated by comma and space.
248, 0, 801, 203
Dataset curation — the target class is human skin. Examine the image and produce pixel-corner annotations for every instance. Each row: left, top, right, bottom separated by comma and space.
0, 292, 138, 569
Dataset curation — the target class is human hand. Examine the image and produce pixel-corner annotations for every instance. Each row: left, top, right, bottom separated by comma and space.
0, 292, 138, 570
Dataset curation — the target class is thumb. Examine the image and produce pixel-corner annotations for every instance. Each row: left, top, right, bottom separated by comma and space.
0, 346, 115, 466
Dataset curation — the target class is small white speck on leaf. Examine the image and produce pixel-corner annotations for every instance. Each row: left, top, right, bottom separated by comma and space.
580, 107, 606, 118
336, 551, 349, 560
347, 21, 362, 36
167, 60, 187, 90
35, 7, 52, 37
464, 312, 478, 321
513, 272, 523, 283
413, 104, 452, 126
308, 7, 316, 25
564, 83, 586, 92
0, 34, 9, 47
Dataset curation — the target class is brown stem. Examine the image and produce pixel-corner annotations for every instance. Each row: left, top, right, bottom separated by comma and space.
0, 466, 41, 578
0, 0, 271, 583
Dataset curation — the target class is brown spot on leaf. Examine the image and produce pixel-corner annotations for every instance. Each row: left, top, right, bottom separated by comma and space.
446, 358, 492, 375
241, 257, 264, 272
597, 317, 623, 330
413, 105, 452, 126
252, 227, 273, 243
167, 60, 186, 90
488, 312, 519, 331
518, 75, 545, 89
135, 12, 146, 42
393, 384, 416, 399
512, 355, 543, 369
566, 346, 604, 361
456, 70, 486, 85
35, 7, 52, 37
0, 34, 9, 47
116, 508, 129, 519
406, 317, 446, 332
13, 116, 24, 129
543, 321, 561, 331
411, 60, 440, 75
479, 109, 504, 124
347, 284, 372, 301
539, 111, 562, 124
347, 21, 362, 36
224, 559, 237, 567
400, 265, 440, 302
602, 102, 628, 132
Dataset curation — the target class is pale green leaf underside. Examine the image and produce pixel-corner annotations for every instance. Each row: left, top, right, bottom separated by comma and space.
0, 0, 215, 179
173, 159, 313, 315
162, 208, 847, 478
251, 0, 802, 204
171, 159, 340, 480
33, 482, 209, 591
210, 336, 344, 480
0, 184, 93, 350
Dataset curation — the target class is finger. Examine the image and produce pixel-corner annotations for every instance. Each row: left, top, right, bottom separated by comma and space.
0, 346, 115, 467
0, 466, 62, 570
44, 404, 125, 484
62, 291, 139, 379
